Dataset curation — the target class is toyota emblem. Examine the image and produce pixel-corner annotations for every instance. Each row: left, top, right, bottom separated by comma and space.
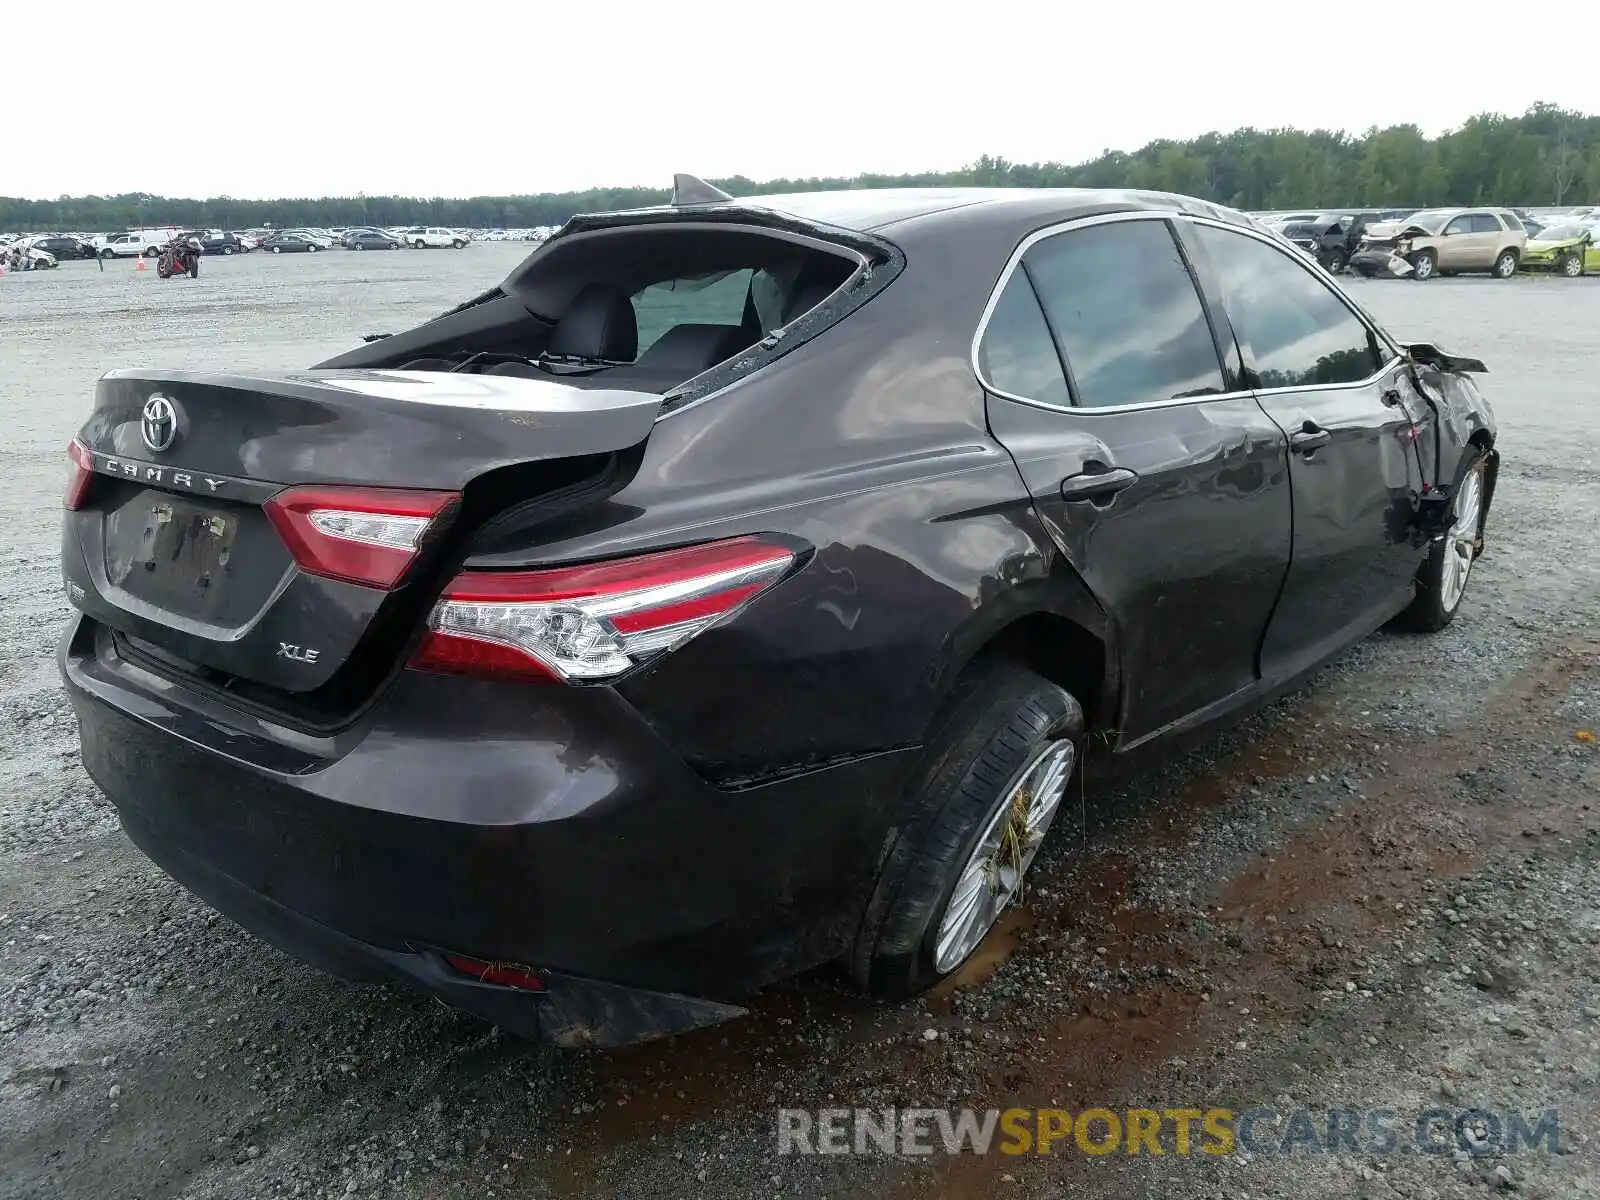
141, 395, 179, 453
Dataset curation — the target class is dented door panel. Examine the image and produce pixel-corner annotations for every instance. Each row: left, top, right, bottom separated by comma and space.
1253, 359, 1425, 682
986, 395, 1291, 743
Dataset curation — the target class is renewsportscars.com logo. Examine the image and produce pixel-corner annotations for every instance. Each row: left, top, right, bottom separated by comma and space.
776, 1106, 1567, 1158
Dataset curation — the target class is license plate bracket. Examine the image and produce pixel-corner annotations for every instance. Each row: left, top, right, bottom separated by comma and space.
104, 494, 240, 616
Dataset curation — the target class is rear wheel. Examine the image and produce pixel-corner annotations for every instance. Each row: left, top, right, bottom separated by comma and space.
222, 246, 234, 255
1491, 249, 1519, 279
1323, 249, 1347, 274
1408, 248, 1437, 280
851, 662, 1085, 999
144, 246, 160, 258
1393, 455, 1489, 633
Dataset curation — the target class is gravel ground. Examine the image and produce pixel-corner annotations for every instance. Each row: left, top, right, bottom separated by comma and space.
2, 250, 1598, 1200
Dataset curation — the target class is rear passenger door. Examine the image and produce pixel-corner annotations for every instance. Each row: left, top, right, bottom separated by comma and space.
978, 214, 1293, 745
1183, 218, 1425, 681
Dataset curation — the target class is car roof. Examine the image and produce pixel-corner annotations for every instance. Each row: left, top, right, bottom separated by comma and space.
585, 187, 1259, 236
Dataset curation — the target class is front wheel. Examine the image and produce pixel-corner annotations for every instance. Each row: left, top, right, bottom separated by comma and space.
413, 240, 426, 249
307, 244, 318, 252
851, 662, 1085, 999
1393, 455, 1489, 633
388, 242, 398, 250
222, 246, 234, 255
1491, 249, 1519, 279
272, 246, 282, 253
1323, 249, 1347, 274
1562, 253, 1584, 278
452, 240, 465, 249
1408, 249, 1437, 280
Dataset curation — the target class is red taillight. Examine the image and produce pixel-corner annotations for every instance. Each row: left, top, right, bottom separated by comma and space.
65, 438, 94, 510
410, 535, 796, 683
444, 953, 546, 992
264, 485, 459, 590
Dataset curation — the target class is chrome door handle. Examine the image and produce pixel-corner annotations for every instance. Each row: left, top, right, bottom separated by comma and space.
1290, 423, 1332, 454
1060, 466, 1139, 502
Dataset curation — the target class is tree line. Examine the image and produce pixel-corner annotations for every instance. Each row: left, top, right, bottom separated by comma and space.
5, 103, 1597, 234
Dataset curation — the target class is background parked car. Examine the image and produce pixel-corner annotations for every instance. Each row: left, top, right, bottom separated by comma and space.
1354, 208, 1527, 280
97, 229, 178, 258
340, 226, 395, 248
260, 232, 324, 253
24, 235, 97, 261
274, 228, 336, 249
1519, 223, 1597, 277
198, 231, 250, 255
401, 226, 467, 249
346, 231, 400, 250
1277, 211, 1388, 273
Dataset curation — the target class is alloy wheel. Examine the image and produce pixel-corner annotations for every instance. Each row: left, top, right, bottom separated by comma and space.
1439, 467, 1483, 614
932, 738, 1075, 973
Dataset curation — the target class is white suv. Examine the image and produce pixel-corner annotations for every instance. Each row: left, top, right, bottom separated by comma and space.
402, 226, 467, 249
98, 229, 177, 258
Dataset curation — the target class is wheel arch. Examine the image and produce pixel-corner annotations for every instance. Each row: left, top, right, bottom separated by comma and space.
936, 555, 1120, 736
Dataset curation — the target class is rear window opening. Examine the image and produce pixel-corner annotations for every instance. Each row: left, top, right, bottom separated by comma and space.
334, 224, 864, 397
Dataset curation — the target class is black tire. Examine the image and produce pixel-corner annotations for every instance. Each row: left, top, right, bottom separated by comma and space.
354, 243, 364, 250
452, 239, 465, 249
1408, 248, 1437, 280
222, 246, 234, 255
1324, 249, 1347, 274
1393, 453, 1491, 633
388, 242, 398, 250
307, 244, 318, 253
144, 246, 160, 258
272, 246, 282, 253
850, 661, 1085, 1000
1491, 249, 1519, 279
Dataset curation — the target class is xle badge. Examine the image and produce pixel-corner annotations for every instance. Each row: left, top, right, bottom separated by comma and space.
277, 643, 320, 664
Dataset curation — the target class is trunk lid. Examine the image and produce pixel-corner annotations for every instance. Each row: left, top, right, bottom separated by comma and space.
64, 368, 660, 700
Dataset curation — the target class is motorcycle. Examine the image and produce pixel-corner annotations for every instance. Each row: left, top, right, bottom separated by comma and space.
156, 236, 202, 279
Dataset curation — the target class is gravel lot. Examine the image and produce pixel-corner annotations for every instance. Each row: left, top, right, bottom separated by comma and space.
2, 249, 1597, 1200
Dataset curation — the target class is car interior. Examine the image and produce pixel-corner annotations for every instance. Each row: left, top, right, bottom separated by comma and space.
361, 226, 861, 395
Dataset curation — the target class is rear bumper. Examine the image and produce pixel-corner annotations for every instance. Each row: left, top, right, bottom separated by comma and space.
61, 616, 916, 1045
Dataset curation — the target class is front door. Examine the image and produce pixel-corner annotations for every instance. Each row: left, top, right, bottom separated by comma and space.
1184, 219, 1427, 682
978, 214, 1293, 744
1438, 213, 1493, 270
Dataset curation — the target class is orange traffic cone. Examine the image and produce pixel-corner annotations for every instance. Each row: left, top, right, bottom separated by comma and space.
136, 259, 147, 271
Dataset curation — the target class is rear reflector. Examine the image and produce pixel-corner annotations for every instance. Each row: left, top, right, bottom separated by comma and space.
410, 535, 796, 683
264, 485, 458, 590
443, 953, 546, 992
65, 438, 94, 510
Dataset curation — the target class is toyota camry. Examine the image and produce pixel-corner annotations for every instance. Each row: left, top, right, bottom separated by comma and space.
59, 179, 1499, 1047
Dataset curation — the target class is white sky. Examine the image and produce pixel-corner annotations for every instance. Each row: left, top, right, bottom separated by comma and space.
5, 0, 1594, 201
